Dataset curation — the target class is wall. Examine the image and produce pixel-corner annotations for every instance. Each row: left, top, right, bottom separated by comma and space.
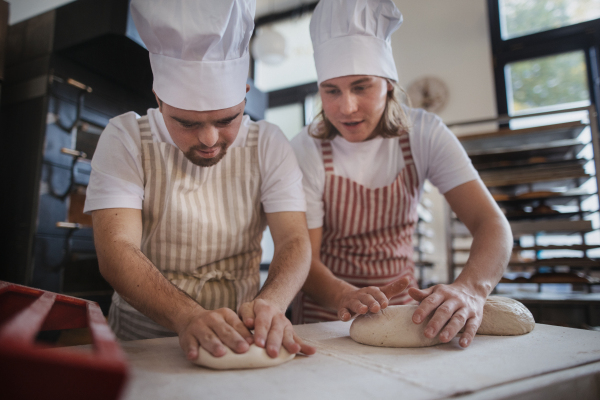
392, 0, 497, 283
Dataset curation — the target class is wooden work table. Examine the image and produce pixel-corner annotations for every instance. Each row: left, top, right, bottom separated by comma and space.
113, 321, 600, 400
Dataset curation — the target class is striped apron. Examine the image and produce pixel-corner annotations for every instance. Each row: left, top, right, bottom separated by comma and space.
293, 131, 420, 324
108, 116, 266, 340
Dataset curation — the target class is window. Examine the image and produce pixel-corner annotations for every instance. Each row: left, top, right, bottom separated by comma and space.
254, 13, 317, 92
499, 0, 600, 40
488, 0, 599, 119
506, 50, 590, 115
253, 7, 320, 142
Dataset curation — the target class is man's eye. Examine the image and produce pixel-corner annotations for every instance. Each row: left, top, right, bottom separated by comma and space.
326, 90, 339, 95
181, 123, 195, 129
217, 119, 234, 126
354, 86, 365, 91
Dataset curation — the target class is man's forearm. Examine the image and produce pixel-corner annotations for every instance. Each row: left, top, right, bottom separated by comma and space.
455, 215, 512, 296
98, 240, 202, 332
256, 235, 311, 311
302, 260, 357, 310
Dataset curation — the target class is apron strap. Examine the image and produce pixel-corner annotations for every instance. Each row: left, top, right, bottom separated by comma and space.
138, 115, 153, 143
321, 140, 334, 175
246, 122, 260, 147
399, 130, 415, 167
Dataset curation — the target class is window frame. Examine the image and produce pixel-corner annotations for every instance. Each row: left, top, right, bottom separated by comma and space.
487, 0, 600, 118
253, 2, 319, 124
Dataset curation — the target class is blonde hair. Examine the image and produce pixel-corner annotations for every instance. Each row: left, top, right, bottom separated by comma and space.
309, 79, 412, 140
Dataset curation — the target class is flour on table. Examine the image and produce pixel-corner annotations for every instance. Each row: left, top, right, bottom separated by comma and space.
350, 296, 535, 348
193, 344, 295, 370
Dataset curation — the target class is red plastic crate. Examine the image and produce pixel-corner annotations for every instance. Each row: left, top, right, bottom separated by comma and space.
0, 281, 129, 400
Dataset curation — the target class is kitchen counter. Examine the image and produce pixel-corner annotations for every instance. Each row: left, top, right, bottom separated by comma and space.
113, 321, 600, 400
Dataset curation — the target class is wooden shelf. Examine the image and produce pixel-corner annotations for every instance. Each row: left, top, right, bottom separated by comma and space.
459, 121, 586, 149
453, 244, 600, 252
493, 189, 597, 205
479, 161, 589, 187
504, 211, 594, 222
455, 258, 600, 269
469, 141, 586, 170
452, 219, 595, 237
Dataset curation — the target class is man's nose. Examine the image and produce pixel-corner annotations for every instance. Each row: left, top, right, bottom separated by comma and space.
340, 93, 358, 115
197, 126, 219, 147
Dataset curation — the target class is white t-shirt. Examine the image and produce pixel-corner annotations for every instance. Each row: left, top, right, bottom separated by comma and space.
84, 108, 306, 214
291, 108, 478, 229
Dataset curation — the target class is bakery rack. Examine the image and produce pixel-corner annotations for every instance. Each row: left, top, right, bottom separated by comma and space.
446, 105, 600, 299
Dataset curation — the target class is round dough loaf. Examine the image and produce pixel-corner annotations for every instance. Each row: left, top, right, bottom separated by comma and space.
193, 344, 295, 370
350, 296, 535, 348
477, 296, 535, 335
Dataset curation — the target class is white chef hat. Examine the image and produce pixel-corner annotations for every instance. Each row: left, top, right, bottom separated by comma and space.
310, 0, 402, 85
130, 0, 255, 111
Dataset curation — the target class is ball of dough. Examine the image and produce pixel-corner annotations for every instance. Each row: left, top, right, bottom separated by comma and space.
350, 305, 441, 348
193, 344, 295, 370
477, 296, 535, 335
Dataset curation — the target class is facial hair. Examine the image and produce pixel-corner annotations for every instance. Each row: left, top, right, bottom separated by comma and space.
184, 141, 228, 167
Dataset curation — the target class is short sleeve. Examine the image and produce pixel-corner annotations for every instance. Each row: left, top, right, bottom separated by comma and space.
291, 128, 326, 229
412, 111, 479, 194
257, 121, 307, 213
83, 112, 146, 213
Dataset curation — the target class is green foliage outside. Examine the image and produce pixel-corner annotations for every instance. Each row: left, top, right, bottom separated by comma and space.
500, 0, 598, 113
501, 0, 600, 39
508, 51, 590, 112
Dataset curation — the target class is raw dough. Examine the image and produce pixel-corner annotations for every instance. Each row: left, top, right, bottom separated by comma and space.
193, 344, 295, 370
350, 305, 440, 348
350, 296, 535, 348
477, 296, 535, 335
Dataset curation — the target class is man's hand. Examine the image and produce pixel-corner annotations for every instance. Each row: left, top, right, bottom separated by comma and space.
238, 299, 316, 358
336, 277, 411, 321
408, 282, 486, 348
177, 307, 254, 360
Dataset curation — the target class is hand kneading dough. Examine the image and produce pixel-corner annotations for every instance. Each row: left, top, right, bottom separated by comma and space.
193, 344, 295, 370
350, 296, 535, 348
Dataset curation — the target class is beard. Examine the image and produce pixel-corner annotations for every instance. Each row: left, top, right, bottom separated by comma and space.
184, 141, 228, 167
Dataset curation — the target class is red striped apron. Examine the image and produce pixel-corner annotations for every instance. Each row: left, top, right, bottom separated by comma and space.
293, 131, 420, 324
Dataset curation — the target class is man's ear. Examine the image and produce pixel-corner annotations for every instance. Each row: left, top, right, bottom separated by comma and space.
246, 84, 251, 94
153, 90, 162, 111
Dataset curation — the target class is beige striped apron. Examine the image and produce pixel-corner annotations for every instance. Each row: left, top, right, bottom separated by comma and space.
108, 116, 266, 340
293, 132, 419, 324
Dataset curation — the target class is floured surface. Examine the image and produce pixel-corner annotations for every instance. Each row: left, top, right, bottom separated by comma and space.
114, 322, 600, 400
295, 322, 600, 396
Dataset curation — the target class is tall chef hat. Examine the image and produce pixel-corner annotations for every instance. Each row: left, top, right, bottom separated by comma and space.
130, 0, 255, 111
310, 0, 402, 85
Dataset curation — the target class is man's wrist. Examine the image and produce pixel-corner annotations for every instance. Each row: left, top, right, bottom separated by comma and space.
454, 274, 493, 298
333, 280, 358, 310
172, 303, 207, 334
254, 292, 289, 314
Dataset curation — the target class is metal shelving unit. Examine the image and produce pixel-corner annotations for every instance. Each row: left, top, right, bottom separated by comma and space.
446, 105, 600, 295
